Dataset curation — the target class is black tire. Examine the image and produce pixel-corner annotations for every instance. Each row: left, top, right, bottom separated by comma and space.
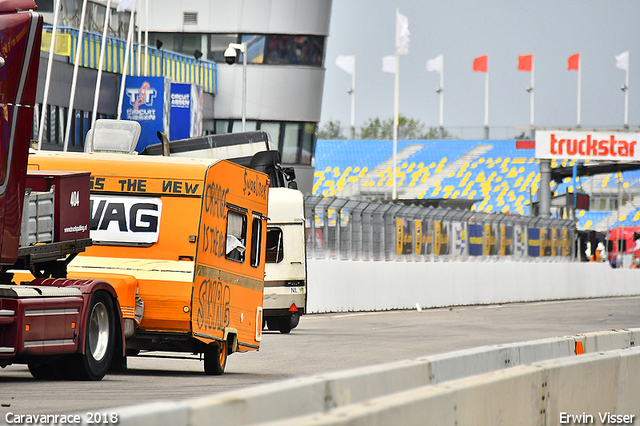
203, 341, 227, 375
278, 315, 293, 334
72, 291, 116, 380
290, 312, 300, 330
28, 361, 63, 380
266, 317, 279, 331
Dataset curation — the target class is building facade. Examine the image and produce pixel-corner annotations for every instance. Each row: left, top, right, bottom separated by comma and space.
35, 0, 332, 193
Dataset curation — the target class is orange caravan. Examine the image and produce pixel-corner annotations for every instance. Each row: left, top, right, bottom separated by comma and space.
28, 150, 269, 374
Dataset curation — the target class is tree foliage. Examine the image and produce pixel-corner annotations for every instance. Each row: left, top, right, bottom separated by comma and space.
316, 118, 346, 140
317, 115, 455, 140
360, 115, 426, 140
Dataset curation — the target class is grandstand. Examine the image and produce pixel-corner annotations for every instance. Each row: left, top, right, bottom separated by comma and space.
313, 139, 640, 231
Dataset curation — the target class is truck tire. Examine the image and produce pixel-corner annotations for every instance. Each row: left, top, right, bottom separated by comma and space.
278, 316, 292, 334
28, 361, 63, 380
266, 317, 279, 331
203, 341, 227, 375
290, 312, 300, 330
73, 291, 116, 380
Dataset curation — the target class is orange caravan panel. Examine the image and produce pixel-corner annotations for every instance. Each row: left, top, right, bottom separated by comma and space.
27, 152, 269, 356
192, 162, 269, 351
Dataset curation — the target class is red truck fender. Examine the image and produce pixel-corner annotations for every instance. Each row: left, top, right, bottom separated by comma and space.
30, 278, 127, 372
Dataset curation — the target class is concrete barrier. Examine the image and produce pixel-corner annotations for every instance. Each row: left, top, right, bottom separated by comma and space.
307, 259, 640, 313
111, 328, 640, 426
259, 348, 640, 426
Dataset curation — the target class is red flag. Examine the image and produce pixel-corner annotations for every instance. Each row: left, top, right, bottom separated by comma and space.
568, 53, 580, 71
473, 55, 488, 73
518, 54, 533, 72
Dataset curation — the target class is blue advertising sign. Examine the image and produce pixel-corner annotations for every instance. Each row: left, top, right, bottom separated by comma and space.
170, 83, 203, 141
468, 224, 483, 256
528, 227, 541, 257
170, 83, 191, 141
120, 76, 170, 152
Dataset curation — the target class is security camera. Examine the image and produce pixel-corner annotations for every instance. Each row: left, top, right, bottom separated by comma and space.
224, 46, 237, 65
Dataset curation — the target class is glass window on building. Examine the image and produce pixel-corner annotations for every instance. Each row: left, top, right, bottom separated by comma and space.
259, 122, 281, 146
240, 35, 265, 64
208, 34, 239, 62
265, 35, 292, 65
149, 33, 202, 56
231, 120, 257, 133
263, 34, 325, 66
291, 35, 325, 66
216, 120, 230, 134
301, 123, 315, 165
206, 33, 324, 67
282, 123, 301, 163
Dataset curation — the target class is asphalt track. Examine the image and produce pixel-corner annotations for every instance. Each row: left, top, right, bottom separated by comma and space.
1, 296, 639, 420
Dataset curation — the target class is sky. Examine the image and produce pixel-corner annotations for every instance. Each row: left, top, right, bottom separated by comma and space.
320, 0, 640, 138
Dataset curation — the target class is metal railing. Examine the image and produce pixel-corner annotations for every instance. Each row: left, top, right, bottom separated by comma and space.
305, 195, 577, 262
42, 26, 217, 94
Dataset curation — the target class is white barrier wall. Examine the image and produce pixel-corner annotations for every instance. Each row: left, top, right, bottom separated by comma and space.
111, 329, 640, 426
307, 260, 640, 312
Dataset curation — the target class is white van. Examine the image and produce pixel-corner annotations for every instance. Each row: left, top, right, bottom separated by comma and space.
263, 188, 307, 333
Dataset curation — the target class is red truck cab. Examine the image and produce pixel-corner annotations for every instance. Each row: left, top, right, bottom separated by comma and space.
0, 0, 125, 380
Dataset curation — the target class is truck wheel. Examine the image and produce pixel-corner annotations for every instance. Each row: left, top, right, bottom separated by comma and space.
74, 291, 116, 380
28, 361, 63, 380
290, 312, 300, 330
266, 317, 279, 331
278, 316, 293, 334
203, 341, 227, 375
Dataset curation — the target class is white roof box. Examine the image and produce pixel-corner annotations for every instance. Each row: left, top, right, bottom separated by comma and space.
85, 119, 141, 154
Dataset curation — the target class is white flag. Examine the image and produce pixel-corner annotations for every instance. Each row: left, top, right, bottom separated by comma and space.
382, 56, 395, 73
426, 54, 443, 73
615, 50, 629, 71
396, 11, 410, 55
335, 55, 355, 75
117, 0, 136, 12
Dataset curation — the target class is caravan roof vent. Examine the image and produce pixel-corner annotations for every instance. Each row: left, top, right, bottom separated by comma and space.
85, 119, 141, 154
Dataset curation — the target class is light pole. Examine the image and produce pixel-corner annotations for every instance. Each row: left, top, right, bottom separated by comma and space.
224, 42, 248, 132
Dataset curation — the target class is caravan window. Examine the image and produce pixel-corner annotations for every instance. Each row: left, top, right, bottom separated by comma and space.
266, 227, 284, 263
226, 210, 247, 263
250, 216, 262, 267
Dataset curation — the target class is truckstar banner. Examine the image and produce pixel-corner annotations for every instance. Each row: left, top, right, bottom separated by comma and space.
536, 130, 640, 161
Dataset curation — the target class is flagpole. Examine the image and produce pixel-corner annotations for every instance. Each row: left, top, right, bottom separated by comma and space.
37, 0, 61, 149
62, 0, 88, 151
144, 0, 149, 76
117, 8, 136, 120
439, 54, 444, 138
136, 0, 141, 76
577, 54, 582, 128
90, 0, 113, 150
624, 52, 630, 129
350, 56, 356, 139
484, 64, 489, 139
530, 56, 535, 138
392, 8, 400, 200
